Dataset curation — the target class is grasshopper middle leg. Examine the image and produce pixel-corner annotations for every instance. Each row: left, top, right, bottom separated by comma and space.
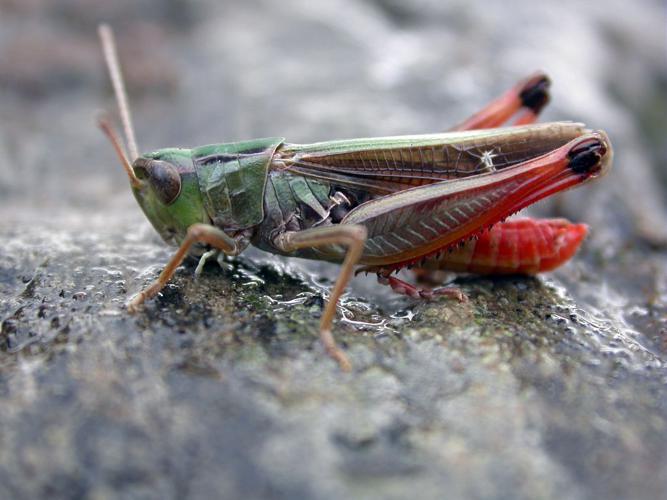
274, 224, 368, 372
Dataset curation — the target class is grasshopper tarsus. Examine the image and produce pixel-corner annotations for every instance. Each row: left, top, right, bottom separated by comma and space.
432, 286, 467, 302
321, 328, 353, 373
127, 296, 145, 314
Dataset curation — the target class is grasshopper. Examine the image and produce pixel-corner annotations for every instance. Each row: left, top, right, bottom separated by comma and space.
98, 25, 612, 371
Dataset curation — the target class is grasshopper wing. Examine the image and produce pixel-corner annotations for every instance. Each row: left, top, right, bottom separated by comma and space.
277, 123, 586, 195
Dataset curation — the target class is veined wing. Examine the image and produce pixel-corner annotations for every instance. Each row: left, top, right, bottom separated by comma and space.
273, 122, 587, 194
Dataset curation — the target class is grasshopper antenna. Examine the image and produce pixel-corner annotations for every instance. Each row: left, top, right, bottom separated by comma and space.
98, 24, 139, 162
98, 113, 143, 189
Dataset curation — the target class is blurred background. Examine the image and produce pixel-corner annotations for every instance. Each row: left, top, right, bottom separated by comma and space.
1, 1, 666, 499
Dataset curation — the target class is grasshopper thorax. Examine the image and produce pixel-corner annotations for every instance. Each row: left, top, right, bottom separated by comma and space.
131, 149, 209, 246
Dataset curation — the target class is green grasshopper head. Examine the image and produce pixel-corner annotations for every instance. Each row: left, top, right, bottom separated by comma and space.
98, 117, 208, 245
130, 149, 208, 245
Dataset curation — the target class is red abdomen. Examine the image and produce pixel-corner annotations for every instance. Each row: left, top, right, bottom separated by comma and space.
422, 218, 588, 274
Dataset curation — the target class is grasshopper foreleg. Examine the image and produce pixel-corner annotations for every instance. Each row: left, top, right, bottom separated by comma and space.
274, 224, 368, 372
128, 224, 241, 312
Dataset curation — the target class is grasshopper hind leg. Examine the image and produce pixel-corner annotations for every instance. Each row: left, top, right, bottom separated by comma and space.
377, 274, 466, 302
452, 72, 550, 131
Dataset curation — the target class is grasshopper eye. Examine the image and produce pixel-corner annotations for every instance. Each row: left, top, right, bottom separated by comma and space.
135, 159, 182, 205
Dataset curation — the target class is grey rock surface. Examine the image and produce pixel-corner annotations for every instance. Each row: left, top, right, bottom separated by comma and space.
1, 1, 666, 499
